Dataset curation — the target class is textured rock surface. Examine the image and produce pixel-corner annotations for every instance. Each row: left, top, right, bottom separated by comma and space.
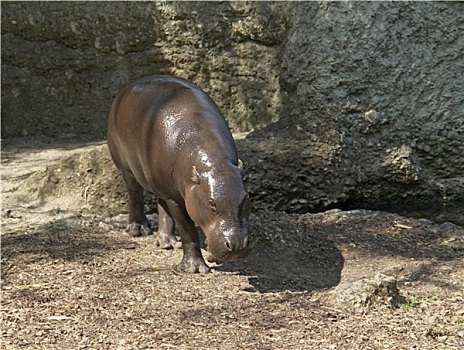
330, 273, 404, 308
2, 2, 463, 213
1, 2, 284, 137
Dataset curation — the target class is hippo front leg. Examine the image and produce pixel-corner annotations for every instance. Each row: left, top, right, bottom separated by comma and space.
166, 199, 210, 274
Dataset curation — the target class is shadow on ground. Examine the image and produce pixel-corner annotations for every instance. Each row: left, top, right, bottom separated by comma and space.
215, 209, 464, 293
215, 211, 344, 293
301, 210, 464, 262
1, 214, 134, 266
3, 208, 462, 295
217, 241, 344, 293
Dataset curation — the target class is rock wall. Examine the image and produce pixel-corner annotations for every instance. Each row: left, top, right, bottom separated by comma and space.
243, 2, 464, 212
2, 1, 463, 213
1, 1, 283, 137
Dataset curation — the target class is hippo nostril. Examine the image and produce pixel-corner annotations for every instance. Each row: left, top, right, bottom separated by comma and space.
243, 236, 249, 249
225, 237, 251, 252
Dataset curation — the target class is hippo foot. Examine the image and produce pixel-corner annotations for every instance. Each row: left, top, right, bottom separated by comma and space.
177, 257, 210, 274
127, 222, 153, 237
156, 234, 183, 249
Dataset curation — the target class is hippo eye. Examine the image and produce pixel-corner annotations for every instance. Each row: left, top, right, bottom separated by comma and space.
208, 199, 217, 213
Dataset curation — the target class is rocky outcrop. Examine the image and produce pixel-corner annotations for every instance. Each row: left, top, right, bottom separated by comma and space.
245, 2, 463, 212
2, 2, 463, 214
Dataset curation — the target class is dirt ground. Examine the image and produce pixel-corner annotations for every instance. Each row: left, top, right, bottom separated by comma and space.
1, 137, 464, 350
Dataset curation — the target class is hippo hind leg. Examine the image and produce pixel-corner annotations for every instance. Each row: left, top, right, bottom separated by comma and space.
121, 170, 153, 237
156, 199, 182, 249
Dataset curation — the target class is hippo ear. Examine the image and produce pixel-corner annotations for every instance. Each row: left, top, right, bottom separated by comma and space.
238, 159, 244, 170
191, 166, 201, 184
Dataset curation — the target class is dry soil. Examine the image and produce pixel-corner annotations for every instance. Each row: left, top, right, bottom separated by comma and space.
1, 137, 463, 349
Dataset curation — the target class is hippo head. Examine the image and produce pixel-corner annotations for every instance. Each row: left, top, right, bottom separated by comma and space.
185, 162, 253, 262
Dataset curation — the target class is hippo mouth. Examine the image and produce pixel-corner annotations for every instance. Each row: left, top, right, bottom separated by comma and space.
206, 235, 254, 263
213, 247, 252, 263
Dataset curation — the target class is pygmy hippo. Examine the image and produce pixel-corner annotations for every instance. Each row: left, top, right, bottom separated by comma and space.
107, 75, 253, 273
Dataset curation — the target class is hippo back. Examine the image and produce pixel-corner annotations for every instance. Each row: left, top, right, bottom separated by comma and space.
107, 75, 239, 200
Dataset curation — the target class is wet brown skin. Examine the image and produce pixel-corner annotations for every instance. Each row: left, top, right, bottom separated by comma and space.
107, 75, 253, 273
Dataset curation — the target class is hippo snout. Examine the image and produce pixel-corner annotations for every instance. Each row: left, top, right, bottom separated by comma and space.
225, 234, 251, 252
209, 228, 254, 262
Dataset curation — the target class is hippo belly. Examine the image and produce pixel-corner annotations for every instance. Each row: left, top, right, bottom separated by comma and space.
107, 75, 253, 273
